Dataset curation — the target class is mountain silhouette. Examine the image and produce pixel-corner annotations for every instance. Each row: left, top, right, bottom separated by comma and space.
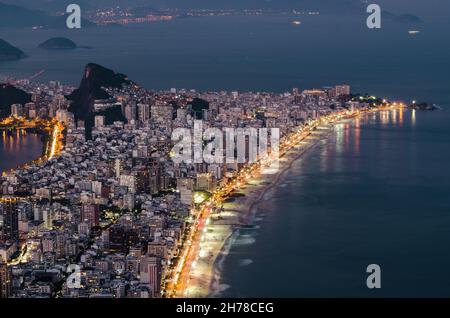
67, 63, 130, 139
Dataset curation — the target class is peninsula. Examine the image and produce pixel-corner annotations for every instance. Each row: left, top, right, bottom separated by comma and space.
0, 39, 26, 61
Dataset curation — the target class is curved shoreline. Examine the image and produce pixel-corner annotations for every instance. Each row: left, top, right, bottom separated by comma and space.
248, 128, 334, 219
168, 106, 406, 298
0, 130, 45, 172
207, 124, 337, 297
205, 109, 402, 297
0, 118, 64, 176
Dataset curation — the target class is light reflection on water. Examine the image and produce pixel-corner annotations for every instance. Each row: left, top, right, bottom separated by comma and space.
0, 130, 43, 172
220, 108, 450, 297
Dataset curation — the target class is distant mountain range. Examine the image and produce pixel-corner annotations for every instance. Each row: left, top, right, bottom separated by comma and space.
67, 63, 130, 139
0, 0, 421, 28
0, 0, 424, 26
0, 0, 413, 14
0, 39, 26, 61
152, 0, 361, 11
0, 2, 95, 28
0, 0, 135, 11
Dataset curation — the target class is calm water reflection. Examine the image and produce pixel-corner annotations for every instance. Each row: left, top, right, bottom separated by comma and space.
220, 108, 450, 297
0, 130, 43, 172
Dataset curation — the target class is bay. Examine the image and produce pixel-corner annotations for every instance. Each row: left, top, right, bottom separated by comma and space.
0, 14, 449, 105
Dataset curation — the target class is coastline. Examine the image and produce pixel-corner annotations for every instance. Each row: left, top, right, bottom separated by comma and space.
207, 123, 336, 297
180, 107, 403, 298
0, 117, 64, 176
175, 122, 337, 297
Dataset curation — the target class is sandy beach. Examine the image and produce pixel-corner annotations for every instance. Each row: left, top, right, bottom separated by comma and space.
179, 122, 338, 298
208, 125, 337, 297
172, 106, 407, 298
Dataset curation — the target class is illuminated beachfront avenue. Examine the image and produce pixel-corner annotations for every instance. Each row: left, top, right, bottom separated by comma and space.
0, 116, 65, 168
166, 103, 405, 298
0, 75, 406, 298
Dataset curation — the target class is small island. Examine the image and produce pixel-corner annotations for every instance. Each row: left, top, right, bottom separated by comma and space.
409, 101, 437, 111
0, 39, 26, 61
383, 11, 423, 24
393, 14, 422, 24
38, 37, 77, 50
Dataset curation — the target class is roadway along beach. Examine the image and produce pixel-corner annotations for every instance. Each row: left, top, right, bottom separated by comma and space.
173, 106, 402, 298
208, 126, 335, 297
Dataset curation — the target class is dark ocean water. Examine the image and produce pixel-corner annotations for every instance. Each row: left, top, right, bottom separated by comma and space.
220, 107, 450, 297
1, 14, 450, 105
